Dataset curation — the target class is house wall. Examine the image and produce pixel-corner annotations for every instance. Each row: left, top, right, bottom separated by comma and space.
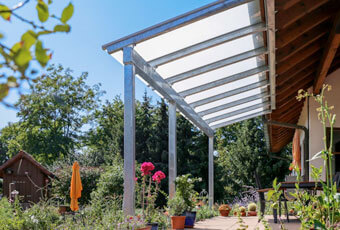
297, 68, 340, 180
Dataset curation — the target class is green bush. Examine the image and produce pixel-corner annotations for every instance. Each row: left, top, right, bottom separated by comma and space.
91, 163, 124, 201
196, 204, 219, 222
52, 166, 103, 205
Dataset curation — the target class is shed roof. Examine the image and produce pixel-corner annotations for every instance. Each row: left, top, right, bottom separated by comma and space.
0, 151, 55, 178
102, 0, 276, 136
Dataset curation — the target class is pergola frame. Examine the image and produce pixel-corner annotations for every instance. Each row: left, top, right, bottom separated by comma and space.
103, 0, 276, 216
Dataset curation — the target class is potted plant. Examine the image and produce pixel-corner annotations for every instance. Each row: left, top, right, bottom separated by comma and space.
218, 204, 231, 216
168, 194, 187, 229
247, 203, 257, 216
175, 174, 201, 228
239, 206, 246, 216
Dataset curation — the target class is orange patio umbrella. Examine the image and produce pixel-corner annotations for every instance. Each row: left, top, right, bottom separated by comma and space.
70, 161, 82, 211
289, 129, 301, 171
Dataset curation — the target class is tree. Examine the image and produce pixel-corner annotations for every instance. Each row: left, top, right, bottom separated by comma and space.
215, 117, 291, 202
136, 90, 154, 163
0, 0, 74, 105
0, 65, 102, 164
85, 97, 124, 166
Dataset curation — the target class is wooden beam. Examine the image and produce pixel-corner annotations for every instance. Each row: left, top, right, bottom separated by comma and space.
277, 24, 328, 63
277, 69, 315, 95
275, 0, 301, 11
277, 79, 313, 104
276, 5, 332, 49
313, 13, 340, 94
276, 0, 329, 30
277, 55, 319, 86
271, 105, 303, 121
276, 41, 323, 75
273, 99, 304, 114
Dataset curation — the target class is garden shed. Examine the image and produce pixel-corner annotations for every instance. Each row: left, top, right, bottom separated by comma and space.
0, 150, 55, 205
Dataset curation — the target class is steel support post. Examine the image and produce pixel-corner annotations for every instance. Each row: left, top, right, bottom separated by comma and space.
168, 101, 177, 199
208, 136, 214, 207
123, 63, 136, 216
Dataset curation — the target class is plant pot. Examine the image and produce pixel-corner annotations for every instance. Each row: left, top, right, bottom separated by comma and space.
247, 211, 257, 216
184, 211, 196, 228
233, 211, 238, 216
58, 205, 69, 214
147, 222, 158, 230
240, 211, 246, 217
137, 226, 151, 230
219, 210, 230, 217
171, 216, 186, 229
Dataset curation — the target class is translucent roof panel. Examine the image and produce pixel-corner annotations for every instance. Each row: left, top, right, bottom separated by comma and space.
103, 0, 275, 134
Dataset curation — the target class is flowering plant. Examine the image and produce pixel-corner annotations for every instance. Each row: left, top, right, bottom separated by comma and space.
116, 216, 147, 230
175, 174, 202, 211
139, 162, 166, 223
218, 204, 231, 211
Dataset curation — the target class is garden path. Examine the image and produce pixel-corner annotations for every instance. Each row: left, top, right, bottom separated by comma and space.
187, 215, 301, 230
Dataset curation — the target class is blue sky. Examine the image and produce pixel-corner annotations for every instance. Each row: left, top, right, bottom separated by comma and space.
0, 0, 213, 128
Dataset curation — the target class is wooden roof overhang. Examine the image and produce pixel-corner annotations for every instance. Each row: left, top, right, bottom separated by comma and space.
267, 0, 340, 152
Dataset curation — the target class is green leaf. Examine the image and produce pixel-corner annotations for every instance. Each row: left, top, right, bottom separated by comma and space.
21, 30, 37, 49
36, 1, 49, 22
53, 24, 70, 33
0, 4, 11, 21
61, 3, 74, 23
267, 190, 274, 201
0, 83, 9, 101
15, 48, 32, 66
35, 40, 49, 67
11, 42, 22, 55
37, 30, 53, 36
0, 33, 3, 39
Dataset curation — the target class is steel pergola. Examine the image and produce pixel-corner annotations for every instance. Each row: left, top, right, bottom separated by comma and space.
102, 0, 275, 215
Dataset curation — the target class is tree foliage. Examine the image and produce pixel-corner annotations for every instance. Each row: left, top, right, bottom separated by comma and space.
215, 117, 291, 202
0, 65, 102, 164
0, 0, 74, 105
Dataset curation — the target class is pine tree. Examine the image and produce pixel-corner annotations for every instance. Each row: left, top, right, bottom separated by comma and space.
136, 90, 154, 163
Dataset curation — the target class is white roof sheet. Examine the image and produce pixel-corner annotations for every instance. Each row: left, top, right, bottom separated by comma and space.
103, 0, 274, 135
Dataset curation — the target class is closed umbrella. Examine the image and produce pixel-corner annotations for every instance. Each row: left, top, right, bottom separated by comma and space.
289, 129, 301, 171
70, 161, 82, 211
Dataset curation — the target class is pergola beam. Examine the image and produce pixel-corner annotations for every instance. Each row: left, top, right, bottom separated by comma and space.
198, 91, 269, 117
168, 102, 177, 199
211, 109, 271, 129
313, 13, 340, 94
102, 0, 254, 54
190, 78, 269, 108
206, 101, 270, 124
168, 48, 268, 85
264, 0, 276, 110
123, 46, 214, 137
180, 65, 268, 97
149, 23, 266, 67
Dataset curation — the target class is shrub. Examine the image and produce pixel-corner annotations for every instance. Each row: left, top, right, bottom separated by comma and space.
175, 174, 201, 211
168, 194, 186, 216
52, 166, 103, 205
91, 163, 124, 201
196, 204, 219, 222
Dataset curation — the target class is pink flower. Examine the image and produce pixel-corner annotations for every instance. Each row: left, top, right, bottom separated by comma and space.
135, 177, 138, 182
141, 162, 155, 176
152, 171, 166, 183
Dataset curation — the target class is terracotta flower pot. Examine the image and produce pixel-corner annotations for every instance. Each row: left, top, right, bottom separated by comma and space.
171, 216, 186, 229
247, 211, 257, 216
240, 211, 246, 217
137, 226, 151, 230
58, 205, 69, 214
219, 210, 230, 217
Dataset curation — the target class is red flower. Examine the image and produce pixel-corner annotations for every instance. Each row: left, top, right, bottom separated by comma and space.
140, 162, 155, 176
152, 171, 166, 183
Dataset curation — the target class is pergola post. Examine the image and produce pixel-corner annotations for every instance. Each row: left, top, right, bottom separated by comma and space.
208, 136, 214, 207
122, 48, 136, 216
168, 101, 177, 199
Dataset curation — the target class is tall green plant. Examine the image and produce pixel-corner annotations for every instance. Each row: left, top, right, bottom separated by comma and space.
294, 84, 340, 229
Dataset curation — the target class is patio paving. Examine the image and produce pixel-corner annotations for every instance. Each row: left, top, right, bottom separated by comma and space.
187, 215, 300, 230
